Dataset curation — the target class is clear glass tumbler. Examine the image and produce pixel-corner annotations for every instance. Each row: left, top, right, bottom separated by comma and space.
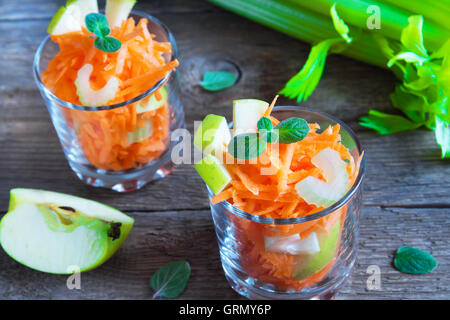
208, 106, 365, 299
33, 11, 184, 192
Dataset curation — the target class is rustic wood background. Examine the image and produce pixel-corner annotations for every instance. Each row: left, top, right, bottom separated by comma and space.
0, 0, 448, 299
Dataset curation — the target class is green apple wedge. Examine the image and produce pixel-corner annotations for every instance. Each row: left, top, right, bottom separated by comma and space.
75, 64, 119, 106
194, 155, 231, 195
233, 99, 269, 135
136, 87, 168, 114
293, 219, 341, 280
47, 0, 98, 35
0, 189, 134, 274
76, 0, 99, 28
106, 0, 137, 28
295, 148, 349, 207
193, 114, 231, 156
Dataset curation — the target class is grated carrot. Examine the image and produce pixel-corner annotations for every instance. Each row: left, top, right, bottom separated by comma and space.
216, 106, 360, 291
42, 17, 178, 171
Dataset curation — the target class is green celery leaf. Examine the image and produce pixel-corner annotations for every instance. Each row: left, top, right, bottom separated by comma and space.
394, 246, 437, 274
279, 38, 343, 102
434, 115, 450, 158
279, 4, 354, 102
400, 16, 428, 58
431, 39, 450, 60
403, 64, 435, 91
330, 4, 352, 43
388, 52, 429, 68
390, 84, 428, 123
151, 261, 191, 299
360, 110, 423, 135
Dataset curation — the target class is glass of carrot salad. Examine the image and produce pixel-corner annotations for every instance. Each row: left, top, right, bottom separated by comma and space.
33, 0, 184, 192
194, 97, 365, 299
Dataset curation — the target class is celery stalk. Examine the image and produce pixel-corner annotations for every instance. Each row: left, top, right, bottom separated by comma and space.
383, 0, 450, 31
284, 0, 449, 51
208, 0, 387, 67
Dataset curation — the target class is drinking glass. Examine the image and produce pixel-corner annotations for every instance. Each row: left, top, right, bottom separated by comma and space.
33, 11, 184, 192
208, 106, 365, 299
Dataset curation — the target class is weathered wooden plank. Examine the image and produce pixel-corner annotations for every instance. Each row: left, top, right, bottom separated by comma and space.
0, 207, 447, 299
0, 0, 448, 301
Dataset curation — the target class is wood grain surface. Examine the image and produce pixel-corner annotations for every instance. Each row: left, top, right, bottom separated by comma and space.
0, 0, 448, 299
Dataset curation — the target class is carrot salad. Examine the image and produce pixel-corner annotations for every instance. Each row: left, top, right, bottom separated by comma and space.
211, 110, 362, 290
42, 17, 179, 171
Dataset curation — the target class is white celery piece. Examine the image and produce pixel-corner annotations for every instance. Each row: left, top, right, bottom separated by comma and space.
75, 64, 119, 106
264, 232, 321, 255
295, 147, 349, 207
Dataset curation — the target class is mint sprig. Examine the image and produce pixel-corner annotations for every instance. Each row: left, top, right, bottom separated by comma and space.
85, 13, 121, 53
229, 116, 309, 159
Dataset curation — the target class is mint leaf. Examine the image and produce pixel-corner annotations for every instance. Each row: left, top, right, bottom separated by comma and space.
151, 261, 190, 299
274, 117, 309, 144
85, 13, 110, 38
199, 71, 236, 91
94, 36, 121, 53
394, 246, 437, 274
257, 117, 273, 131
228, 133, 267, 160
360, 110, 423, 135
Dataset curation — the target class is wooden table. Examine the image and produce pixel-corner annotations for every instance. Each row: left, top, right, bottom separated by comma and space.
0, 0, 448, 300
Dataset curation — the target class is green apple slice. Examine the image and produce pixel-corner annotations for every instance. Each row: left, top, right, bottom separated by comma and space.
295, 147, 349, 207
264, 232, 320, 255
194, 155, 231, 195
75, 64, 119, 106
76, 0, 99, 28
0, 189, 134, 274
136, 87, 168, 114
106, 0, 137, 28
47, 3, 82, 35
193, 114, 231, 156
127, 119, 154, 145
233, 99, 269, 135
47, 0, 99, 35
293, 219, 341, 280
